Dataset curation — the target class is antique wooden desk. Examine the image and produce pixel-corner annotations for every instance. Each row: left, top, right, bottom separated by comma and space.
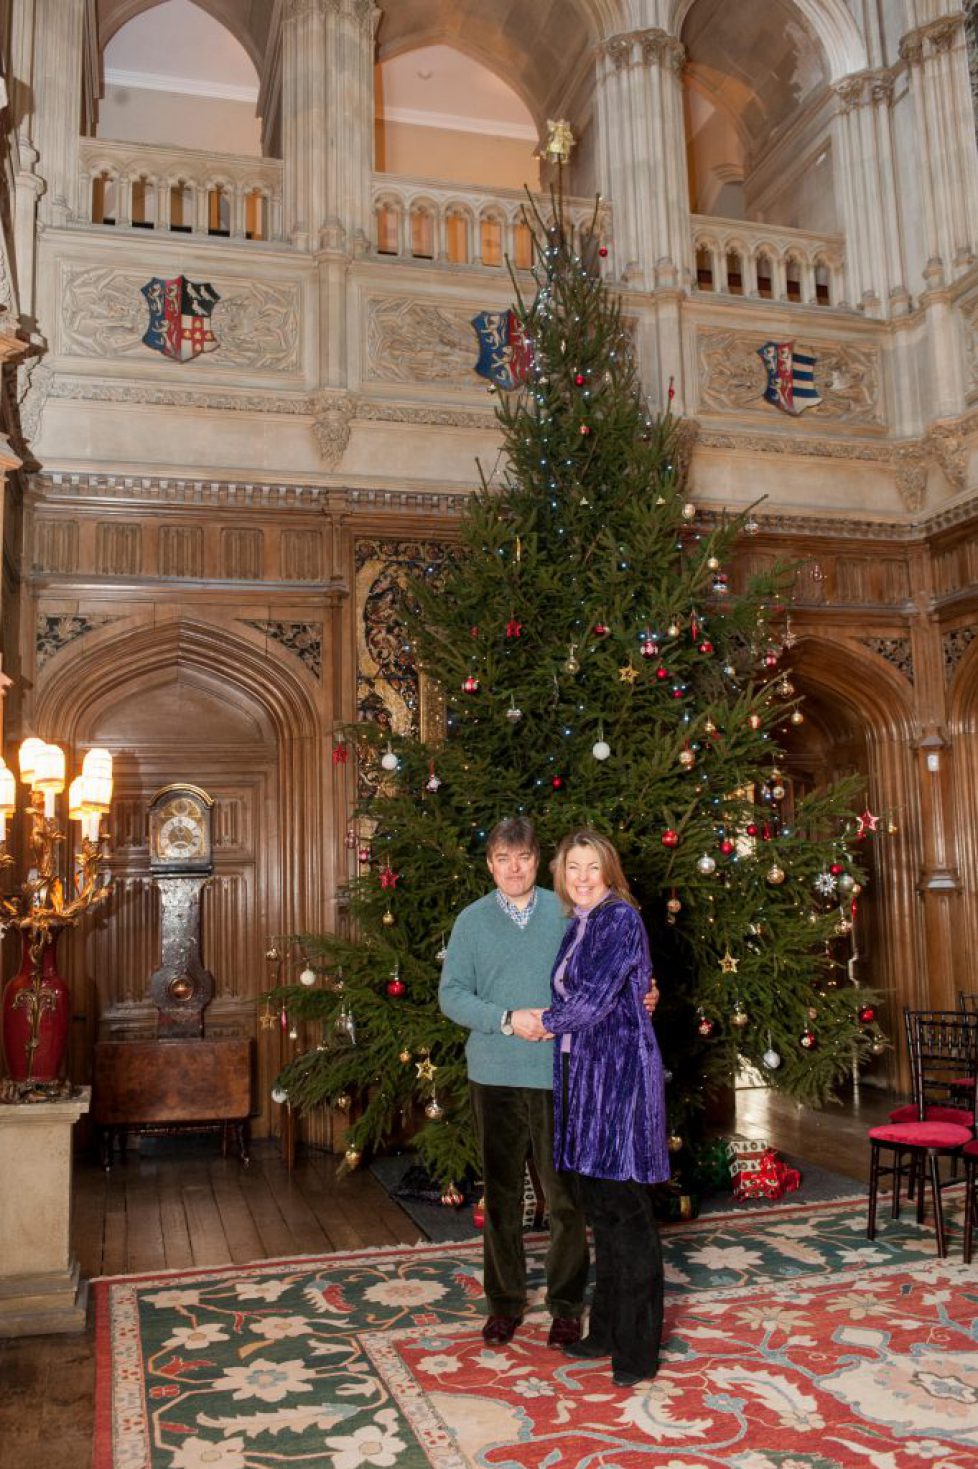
91, 1036, 253, 1168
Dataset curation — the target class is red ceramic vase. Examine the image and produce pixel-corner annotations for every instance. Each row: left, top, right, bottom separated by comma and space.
1, 929, 68, 1082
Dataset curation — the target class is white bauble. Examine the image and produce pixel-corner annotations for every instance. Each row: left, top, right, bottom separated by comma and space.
299, 966, 317, 987
592, 740, 611, 761
271, 1086, 288, 1104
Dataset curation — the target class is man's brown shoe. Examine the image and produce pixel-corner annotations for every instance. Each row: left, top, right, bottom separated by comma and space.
482, 1314, 522, 1345
547, 1316, 583, 1349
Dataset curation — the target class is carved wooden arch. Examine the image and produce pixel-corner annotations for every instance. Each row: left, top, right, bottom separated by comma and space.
785, 633, 923, 1067
671, 0, 867, 80
97, 0, 266, 73
34, 617, 327, 936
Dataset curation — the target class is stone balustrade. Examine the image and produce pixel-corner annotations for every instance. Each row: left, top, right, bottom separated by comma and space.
370, 174, 608, 269
692, 215, 847, 309
76, 139, 285, 243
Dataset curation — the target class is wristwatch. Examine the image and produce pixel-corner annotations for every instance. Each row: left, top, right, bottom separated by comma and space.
501, 1010, 515, 1036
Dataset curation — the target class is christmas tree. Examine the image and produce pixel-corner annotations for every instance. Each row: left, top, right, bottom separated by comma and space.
268, 195, 882, 1187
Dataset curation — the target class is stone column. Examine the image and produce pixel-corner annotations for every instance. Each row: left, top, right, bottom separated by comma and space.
594, 28, 692, 293
832, 67, 909, 317
281, 0, 378, 256
899, 15, 978, 287
31, 0, 87, 226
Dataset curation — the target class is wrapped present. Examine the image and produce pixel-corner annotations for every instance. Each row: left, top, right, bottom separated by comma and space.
733, 1146, 801, 1201
695, 1137, 734, 1192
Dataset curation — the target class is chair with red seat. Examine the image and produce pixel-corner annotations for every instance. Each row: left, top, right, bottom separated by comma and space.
867, 1010, 978, 1257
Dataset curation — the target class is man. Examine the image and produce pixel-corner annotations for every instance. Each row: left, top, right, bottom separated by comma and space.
438, 816, 589, 1348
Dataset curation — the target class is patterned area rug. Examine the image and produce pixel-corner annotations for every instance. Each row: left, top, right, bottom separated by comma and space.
93, 1194, 978, 1469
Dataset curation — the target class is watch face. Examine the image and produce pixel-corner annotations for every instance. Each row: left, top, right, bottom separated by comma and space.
149, 787, 213, 870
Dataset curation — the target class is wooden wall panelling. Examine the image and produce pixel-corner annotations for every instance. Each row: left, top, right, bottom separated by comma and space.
947, 639, 978, 1001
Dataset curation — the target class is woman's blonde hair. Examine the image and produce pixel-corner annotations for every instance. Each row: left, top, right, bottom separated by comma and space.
550, 828, 639, 912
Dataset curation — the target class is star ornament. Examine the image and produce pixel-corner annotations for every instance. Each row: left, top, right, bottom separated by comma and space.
505, 618, 523, 639
379, 864, 400, 890
415, 1056, 437, 1084
857, 809, 880, 834
719, 951, 739, 975
618, 662, 639, 684
332, 741, 349, 765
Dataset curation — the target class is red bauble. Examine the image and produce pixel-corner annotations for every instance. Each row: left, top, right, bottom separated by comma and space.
472, 1201, 486, 1228
656, 666, 669, 681
830, 862, 844, 876
461, 675, 480, 693
764, 652, 779, 668
386, 978, 405, 997
598, 246, 608, 258
593, 623, 610, 637
574, 373, 586, 386
697, 1015, 716, 1038
699, 640, 713, 654
640, 639, 658, 659
858, 1005, 876, 1024
746, 823, 759, 837
672, 688, 684, 699
552, 775, 565, 790
661, 829, 680, 848
579, 424, 592, 436
719, 839, 735, 855
800, 1030, 816, 1050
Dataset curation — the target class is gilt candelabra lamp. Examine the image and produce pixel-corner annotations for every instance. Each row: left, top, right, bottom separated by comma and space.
0, 739, 113, 1086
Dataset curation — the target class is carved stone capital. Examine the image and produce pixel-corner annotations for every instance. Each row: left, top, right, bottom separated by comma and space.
834, 75, 866, 112
925, 421, 968, 491
285, 0, 374, 25
601, 28, 685, 74
313, 389, 358, 468
900, 15, 964, 64
894, 446, 928, 513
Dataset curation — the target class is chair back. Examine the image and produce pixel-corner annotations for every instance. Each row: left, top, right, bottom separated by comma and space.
906, 1009, 978, 1120
958, 993, 978, 1014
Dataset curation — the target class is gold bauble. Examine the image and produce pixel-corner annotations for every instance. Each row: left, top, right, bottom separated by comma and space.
666, 897, 682, 914
871, 1038, 887, 1056
679, 749, 696, 769
399, 1049, 412, 1064
667, 1133, 684, 1153
731, 1006, 749, 1028
425, 1098, 444, 1120
344, 1147, 361, 1169
766, 864, 786, 885
382, 909, 396, 927
790, 710, 805, 725
748, 713, 762, 730
335, 1092, 352, 1112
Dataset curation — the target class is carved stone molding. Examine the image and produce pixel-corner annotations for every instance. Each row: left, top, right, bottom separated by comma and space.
18, 359, 53, 450
356, 401, 494, 430
34, 471, 331, 509
59, 266, 301, 372
925, 422, 969, 492
313, 390, 358, 468
36, 613, 121, 670
601, 29, 685, 74
46, 377, 316, 416
284, 0, 374, 23
944, 625, 977, 679
834, 68, 898, 111
241, 620, 322, 678
900, 15, 965, 65
696, 329, 883, 426
364, 295, 479, 386
695, 427, 892, 464
893, 445, 929, 513
859, 636, 915, 682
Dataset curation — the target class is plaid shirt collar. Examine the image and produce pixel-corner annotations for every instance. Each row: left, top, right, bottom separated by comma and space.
496, 886, 538, 930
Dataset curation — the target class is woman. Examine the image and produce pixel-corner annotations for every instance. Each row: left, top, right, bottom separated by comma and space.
537, 829, 669, 1388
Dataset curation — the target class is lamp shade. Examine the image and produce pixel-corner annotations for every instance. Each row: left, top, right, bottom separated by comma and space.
33, 742, 66, 794
68, 776, 87, 821
18, 736, 46, 788
81, 747, 113, 810
0, 763, 15, 816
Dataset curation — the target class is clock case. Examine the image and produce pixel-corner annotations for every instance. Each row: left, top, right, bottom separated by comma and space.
147, 784, 216, 1036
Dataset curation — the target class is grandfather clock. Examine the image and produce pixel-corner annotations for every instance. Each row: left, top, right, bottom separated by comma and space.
147, 784, 215, 1037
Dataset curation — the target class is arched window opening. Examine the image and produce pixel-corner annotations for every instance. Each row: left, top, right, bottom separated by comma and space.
756, 253, 774, 300
513, 220, 534, 270
208, 186, 230, 237
725, 248, 744, 295
170, 183, 193, 233
245, 189, 266, 241
92, 171, 116, 225
131, 176, 155, 229
480, 216, 503, 267
376, 202, 399, 255
695, 245, 714, 290
98, 0, 262, 156
375, 44, 538, 192
786, 256, 803, 303
445, 212, 469, 264
410, 208, 435, 259
814, 261, 832, 306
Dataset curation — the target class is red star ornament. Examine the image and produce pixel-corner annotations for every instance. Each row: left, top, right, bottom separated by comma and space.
505, 618, 523, 639
857, 809, 880, 834
332, 741, 349, 765
379, 864, 400, 890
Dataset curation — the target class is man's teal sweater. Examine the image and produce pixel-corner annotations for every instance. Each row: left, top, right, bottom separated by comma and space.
438, 888, 569, 1089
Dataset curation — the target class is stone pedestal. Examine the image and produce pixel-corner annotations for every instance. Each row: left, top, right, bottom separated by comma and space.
0, 1088, 90, 1336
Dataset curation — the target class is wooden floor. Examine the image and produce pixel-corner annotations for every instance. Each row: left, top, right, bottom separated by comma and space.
0, 1084, 897, 1469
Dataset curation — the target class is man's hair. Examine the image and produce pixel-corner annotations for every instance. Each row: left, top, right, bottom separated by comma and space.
486, 816, 540, 858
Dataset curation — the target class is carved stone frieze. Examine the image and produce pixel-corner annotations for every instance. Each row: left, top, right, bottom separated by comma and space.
926, 422, 969, 492
859, 636, 914, 682
284, 0, 374, 22
356, 401, 494, 429
944, 625, 977, 679
313, 389, 358, 468
18, 358, 53, 449
893, 445, 929, 512
696, 329, 883, 426
46, 377, 316, 415
957, 293, 978, 400
834, 68, 898, 112
364, 296, 481, 386
36, 613, 120, 670
59, 266, 301, 372
242, 620, 322, 678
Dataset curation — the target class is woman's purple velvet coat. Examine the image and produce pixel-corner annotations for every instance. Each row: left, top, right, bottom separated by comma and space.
542, 897, 669, 1185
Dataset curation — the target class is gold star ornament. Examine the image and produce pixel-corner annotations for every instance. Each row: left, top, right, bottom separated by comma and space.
719, 951, 739, 974
618, 663, 639, 684
415, 1054, 438, 1084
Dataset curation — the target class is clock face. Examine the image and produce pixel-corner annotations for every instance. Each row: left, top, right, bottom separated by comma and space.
149, 788, 213, 871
